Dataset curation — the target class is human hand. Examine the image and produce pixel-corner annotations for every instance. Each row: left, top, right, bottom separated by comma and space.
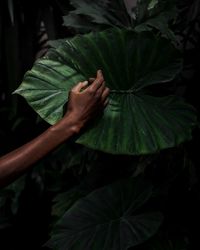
65, 70, 109, 133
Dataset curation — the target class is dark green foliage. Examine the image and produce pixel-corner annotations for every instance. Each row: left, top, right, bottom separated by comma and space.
62, 0, 177, 40
63, 0, 131, 32
0, 1, 200, 250
47, 177, 163, 250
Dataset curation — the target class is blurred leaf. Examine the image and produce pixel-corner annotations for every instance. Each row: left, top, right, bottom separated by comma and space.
135, 11, 177, 42
148, 0, 159, 10
0, 190, 14, 230
48, 39, 67, 48
147, 238, 188, 250
47, 177, 163, 250
62, 0, 178, 39
63, 0, 131, 31
52, 187, 87, 218
63, 13, 101, 33
0, 217, 12, 230
134, 0, 177, 42
6, 176, 26, 214
7, 0, 14, 25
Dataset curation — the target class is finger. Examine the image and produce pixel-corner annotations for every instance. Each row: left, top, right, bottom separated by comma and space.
95, 81, 106, 97
96, 69, 104, 79
101, 87, 110, 102
89, 70, 104, 92
72, 81, 88, 92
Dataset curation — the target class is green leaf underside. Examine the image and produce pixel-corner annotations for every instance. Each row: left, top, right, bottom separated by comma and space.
15, 28, 197, 155
47, 178, 163, 250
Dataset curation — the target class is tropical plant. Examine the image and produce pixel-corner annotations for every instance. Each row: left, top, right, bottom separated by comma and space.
14, 28, 197, 155
14, 25, 198, 250
1, 0, 199, 250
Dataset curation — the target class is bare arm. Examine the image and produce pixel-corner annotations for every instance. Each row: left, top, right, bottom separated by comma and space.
0, 70, 109, 188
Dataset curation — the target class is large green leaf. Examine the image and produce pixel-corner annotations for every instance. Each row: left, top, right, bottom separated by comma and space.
47, 178, 163, 250
14, 28, 197, 155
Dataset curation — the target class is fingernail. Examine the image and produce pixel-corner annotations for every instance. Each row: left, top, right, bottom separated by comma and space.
83, 81, 88, 85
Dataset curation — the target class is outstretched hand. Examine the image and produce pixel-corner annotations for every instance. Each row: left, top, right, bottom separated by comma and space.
0, 70, 109, 188
65, 70, 110, 132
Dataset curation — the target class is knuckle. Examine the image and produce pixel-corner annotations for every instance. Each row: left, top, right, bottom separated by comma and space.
88, 88, 94, 95
106, 88, 110, 94
99, 76, 104, 82
103, 88, 109, 96
94, 93, 100, 100
97, 76, 103, 81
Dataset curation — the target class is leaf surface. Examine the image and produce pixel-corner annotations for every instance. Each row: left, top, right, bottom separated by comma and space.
47, 178, 163, 250
15, 28, 197, 155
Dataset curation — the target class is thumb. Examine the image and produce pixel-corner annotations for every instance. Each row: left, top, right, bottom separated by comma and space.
72, 81, 88, 92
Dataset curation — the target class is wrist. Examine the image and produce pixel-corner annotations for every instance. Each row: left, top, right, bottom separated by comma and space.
49, 113, 83, 141
64, 111, 85, 133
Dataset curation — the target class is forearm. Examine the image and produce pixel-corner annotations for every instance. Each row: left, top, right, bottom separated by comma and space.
0, 114, 79, 188
0, 70, 108, 188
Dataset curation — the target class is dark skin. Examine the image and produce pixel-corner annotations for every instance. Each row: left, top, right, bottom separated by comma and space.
0, 70, 109, 188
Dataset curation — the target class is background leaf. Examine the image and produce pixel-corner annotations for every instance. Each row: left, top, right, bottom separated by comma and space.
47, 178, 163, 250
62, 0, 178, 40
63, 0, 131, 32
